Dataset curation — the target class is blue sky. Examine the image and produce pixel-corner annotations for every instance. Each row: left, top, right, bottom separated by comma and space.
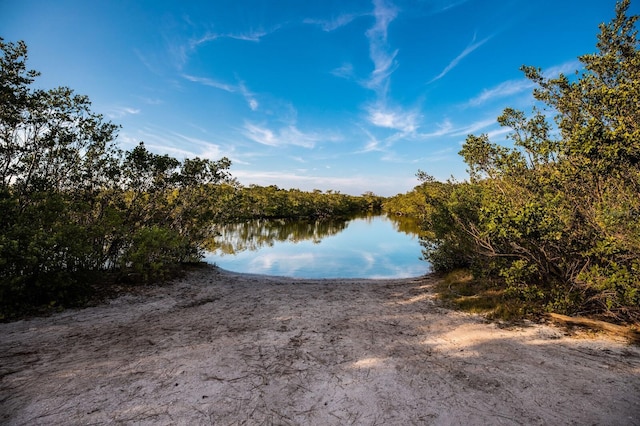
2, 0, 634, 196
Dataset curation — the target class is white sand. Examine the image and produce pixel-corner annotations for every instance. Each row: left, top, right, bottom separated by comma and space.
1, 265, 639, 425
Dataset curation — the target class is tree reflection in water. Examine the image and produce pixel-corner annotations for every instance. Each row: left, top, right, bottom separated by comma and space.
205, 217, 351, 255
205, 213, 422, 256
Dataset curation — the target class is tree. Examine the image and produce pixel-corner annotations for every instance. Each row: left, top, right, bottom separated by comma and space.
417, 1, 640, 322
0, 38, 236, 316
1, 38, 123, 311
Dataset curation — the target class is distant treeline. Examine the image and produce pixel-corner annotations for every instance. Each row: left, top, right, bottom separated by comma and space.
385, 1, 640, 323
219, 185, 383, 221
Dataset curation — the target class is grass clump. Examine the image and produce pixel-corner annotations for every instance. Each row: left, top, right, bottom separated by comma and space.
434, 269, 535, 321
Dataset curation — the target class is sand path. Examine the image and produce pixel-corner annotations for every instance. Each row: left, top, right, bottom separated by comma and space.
1, 266, 639, 425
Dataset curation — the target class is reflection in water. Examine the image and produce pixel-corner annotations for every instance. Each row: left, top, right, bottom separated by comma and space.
386, 213, 422, 236
204, 214, 429, 279
205, 217, 350, 255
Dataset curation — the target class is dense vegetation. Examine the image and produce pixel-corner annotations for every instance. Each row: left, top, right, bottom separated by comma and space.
0, 34, 236, 316
0, 39, 381, 318
387, 1, 639, 323
220, 186, 383, 221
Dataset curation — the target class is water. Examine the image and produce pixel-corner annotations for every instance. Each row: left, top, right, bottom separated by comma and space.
204, 214, 430, 279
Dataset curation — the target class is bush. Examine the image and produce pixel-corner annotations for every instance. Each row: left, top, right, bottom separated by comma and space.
415, 1, 640, 323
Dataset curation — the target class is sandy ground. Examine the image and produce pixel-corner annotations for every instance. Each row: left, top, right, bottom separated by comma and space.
1, 265, 639, 425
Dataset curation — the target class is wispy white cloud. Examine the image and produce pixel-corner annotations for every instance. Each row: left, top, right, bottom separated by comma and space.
466, 60, 582, 106
368, 0, 397, 43
183, 74, 260, 111
138, 96, 163, 105
238, 81, 259, 111
363, 139, 383, 152
366, 103, 420, 134
356, 127, 385, 153
227, 30, 269, 42
467, 79, 535, 107
280, 126, 325, 148
367, 48, 399, 91
486, 127, 512, 140
417, 119, 454, 138
106, 106, 140, 119
248, 98, 259, 111
544, 60, 582, 78
380, 151, 426, 163
331, 62, 354, 79
364, 0, 399, 93
190, 29, 270, 49
167, 43, 189, 71
430, 0, 472, 13
169, 27, 274, 71
357, 0, 427, 148
115, 133, 143, 149
182, 74, 235, 92
243, 123, 277, 146
170, 131, 226, 159
145, 143, 199, 158
304, 13, 364, 32
430, 33, 492, 83
423, 147, 456, 161
134, 48, 163, 76
243, 122, 321, 148
449, 117, 497, 136
411, 117, 496, 139
119, 127, 232, 161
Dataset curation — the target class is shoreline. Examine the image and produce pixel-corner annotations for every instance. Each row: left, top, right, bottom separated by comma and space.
2, 265, 639, 424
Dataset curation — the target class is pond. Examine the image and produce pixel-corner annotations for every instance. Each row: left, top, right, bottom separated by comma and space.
204, 214, 430, 279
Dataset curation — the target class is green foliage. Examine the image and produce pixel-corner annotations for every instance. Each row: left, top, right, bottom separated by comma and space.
0, 39, 236, 318
414, 1, 640, 323
121, 226, 192, 281
224, 185, 384, 221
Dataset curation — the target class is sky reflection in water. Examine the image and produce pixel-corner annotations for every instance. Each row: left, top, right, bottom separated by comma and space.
204, 215, 430, 279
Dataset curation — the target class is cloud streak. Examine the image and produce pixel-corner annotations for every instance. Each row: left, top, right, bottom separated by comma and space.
331, 62, 354, 79
304, 12, 364, 32
169, 25, 275, 71
357, 127, 385, 153
418, 119, 454, 138
190, 29, 271, 49
364, 0, 399, 93
429, 0, 473, 13
119, 127, 231, 161
430, 33, 492, 83
238, 81, 259, 111
182, 74, 235, 92
243, 122, 322, 148
412, 117, 497, 139
183, 74, 259, 111
467, 79, 535, 106
106, 106, 141, 119
449, 117, 497, 136
466, 59, 582, 106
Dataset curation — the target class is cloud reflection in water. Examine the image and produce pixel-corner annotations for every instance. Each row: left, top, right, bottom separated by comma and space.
205, 214, 429, 279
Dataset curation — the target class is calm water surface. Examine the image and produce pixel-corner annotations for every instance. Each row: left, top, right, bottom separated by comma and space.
204, 214, 430, 279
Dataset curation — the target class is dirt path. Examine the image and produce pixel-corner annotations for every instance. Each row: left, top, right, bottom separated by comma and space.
1, 266, 639, 425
